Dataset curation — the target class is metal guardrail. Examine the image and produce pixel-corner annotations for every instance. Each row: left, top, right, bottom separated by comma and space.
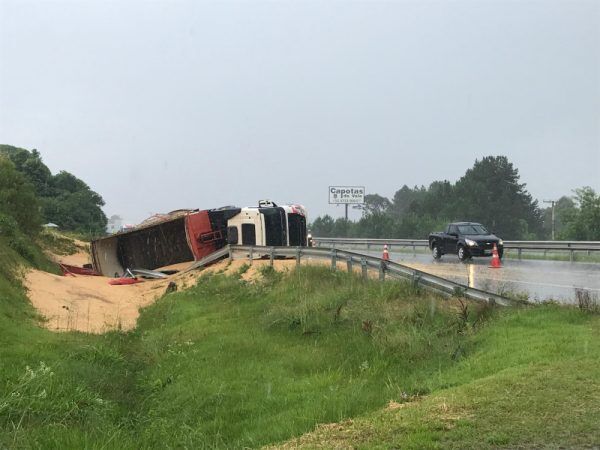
312, 237, 600, 261
502, 240, 600, 250
226, 245, 516, 307
314, 238, 429, 248
184, 246, 231, 273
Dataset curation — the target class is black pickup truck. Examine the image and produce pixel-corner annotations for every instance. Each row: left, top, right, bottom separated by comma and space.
429, 222, 503, 261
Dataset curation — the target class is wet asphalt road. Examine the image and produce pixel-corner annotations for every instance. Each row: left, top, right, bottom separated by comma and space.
355, 248, 600, 303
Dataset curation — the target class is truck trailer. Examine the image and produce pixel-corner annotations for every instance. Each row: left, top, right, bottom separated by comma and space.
91, 202, 307, 276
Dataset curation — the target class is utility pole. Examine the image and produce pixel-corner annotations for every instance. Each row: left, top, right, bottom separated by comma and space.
543, 200, 556, 240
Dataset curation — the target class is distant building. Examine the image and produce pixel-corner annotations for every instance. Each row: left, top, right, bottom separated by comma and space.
43, 223, 59, 229
106, 215, 123, 234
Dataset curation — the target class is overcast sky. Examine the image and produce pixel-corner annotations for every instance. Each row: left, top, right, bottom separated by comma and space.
1, 0, 598, 224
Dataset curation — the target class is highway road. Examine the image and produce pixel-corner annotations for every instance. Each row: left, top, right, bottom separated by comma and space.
359, 248, 600, 304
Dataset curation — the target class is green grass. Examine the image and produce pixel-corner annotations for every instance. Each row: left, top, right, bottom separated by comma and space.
36, 229, 84, 257
0, 240, 132, 448
128, 265, 482, 448
1, 240, 599, 449
502, 249, 600, 263
284, 306, 600, 449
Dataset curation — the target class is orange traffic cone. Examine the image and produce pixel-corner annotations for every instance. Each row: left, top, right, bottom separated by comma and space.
489, 244, 502, 269
382, 244, 390, 261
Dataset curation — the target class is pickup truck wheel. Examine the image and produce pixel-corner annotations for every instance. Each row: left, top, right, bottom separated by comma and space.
432, 245, 442, 260
457, 245, 470, 262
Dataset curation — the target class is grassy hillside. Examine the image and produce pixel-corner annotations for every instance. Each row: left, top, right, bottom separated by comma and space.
280, 306, 600, 448
1, 244, 599, 449
0, 238, 131, 448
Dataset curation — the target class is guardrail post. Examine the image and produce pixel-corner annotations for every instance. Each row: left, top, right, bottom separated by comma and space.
518, 248, 522, 260
570, 249, 574, 262
412, 244, 416, 255
331, 249, 337, 270
346, 257, 353, 273
228, 246, 233, 262
361, 258, 367, 279
296, 247, 301, 267
379, 261, 385, 281
270, 247, 275, 266
412, 272, 421, 289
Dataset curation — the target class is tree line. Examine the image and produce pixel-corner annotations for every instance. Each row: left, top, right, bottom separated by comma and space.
0, 145, 107, 238
311, 156, 600, 241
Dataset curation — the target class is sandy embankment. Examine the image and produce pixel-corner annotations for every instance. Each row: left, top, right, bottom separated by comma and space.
25, 270, 164, 333
51, 239, 91, 267
25, 245, 200, 333
24, 250, 306, 334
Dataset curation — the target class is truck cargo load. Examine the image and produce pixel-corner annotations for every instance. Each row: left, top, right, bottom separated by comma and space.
91, 208, 239, 276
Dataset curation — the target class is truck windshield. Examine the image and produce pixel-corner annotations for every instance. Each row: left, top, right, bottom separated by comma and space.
260, 207, 286, 246
287, 213, 306, 246
458, 224, 488, 235
241, 224, 256, 245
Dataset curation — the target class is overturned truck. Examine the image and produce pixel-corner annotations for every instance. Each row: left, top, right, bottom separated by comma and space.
91, 202, 307, 276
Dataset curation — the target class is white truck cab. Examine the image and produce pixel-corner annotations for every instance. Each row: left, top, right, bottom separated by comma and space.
226, 201, 307, 248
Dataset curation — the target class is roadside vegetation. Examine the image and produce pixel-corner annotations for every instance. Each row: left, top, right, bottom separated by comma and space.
0, 145, 107, 237
279, 304, 600, 449
1, 238, 599, 448
312, 155, 600, 241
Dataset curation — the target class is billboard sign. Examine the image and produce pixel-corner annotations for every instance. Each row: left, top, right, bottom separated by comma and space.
329, 186, 365, 204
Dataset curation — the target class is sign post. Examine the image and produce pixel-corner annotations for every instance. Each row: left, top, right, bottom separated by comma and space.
329, 186, 365, 220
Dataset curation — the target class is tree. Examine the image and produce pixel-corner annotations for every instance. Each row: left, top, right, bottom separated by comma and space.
409, 181, 454, 219
310, 215, 336, 237
0, 145, 52, 196
359, 194, 392, 216
452, 156, 543, 239
332, 218, 353, 237
355, 212, 395, 238
46, 170, 108, 234
51, 171, 90, 194
0, 146, 108, 234
561, 187, 600, 240
0, 156, 42, 236
542, 196, 576, 239
389, 185, 427, 218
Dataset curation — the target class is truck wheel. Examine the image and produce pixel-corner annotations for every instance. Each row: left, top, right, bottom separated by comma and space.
432, 244, 442, 260
457, 245, 470, 262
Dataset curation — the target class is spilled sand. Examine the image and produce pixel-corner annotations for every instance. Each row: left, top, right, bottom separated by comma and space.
25, 270, 164, 333
24, 257, 314, 334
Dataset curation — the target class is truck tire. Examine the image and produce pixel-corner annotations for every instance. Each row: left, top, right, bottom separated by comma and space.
457, 245, 470, 262
432, 244, 442, 260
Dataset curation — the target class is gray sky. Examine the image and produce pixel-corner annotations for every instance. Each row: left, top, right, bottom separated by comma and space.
1, 0, 599, 224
